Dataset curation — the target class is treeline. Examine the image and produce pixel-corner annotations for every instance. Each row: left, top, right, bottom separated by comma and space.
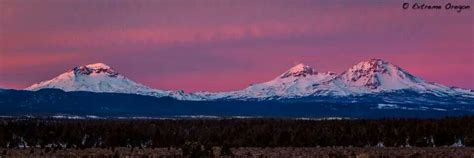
0, 117, 473, 148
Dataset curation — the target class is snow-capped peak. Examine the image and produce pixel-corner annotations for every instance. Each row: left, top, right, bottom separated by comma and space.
212, 63, 337, 99
25, 63, 166, 95
215, 59, 473, 99
25, 63, 206, 100
280, 63, 316, 78
311, 59, 474, 97
336, 59, 422, 90
73, 63, 118, 77
23, 60, 474, 101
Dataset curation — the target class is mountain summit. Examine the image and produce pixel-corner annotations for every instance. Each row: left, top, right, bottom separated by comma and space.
336, 59, 423, 90
200, 59, 473, 101
26, 63, 159, 94
301, 59, 473, 99
280, 63, 316, 78
72, 63, 118, 77
213, 63, 337, 99
25, 63, 204, 100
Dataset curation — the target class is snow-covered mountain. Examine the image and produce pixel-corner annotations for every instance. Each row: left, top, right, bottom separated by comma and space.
12, 60, 473, 117
25, 63, 202, 100
242, 63, 337, 97
26, 63, 158, 94
314, 59, 473, 97
196, 59, 473, 101
25, 60, 473, 103
196, 63, 337, 99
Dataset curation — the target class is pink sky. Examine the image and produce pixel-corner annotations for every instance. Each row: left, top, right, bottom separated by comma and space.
0, 0, 473, 92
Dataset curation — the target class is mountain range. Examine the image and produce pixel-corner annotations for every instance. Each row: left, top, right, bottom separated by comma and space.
1, 59, 473, 118
23, 59, 474, 103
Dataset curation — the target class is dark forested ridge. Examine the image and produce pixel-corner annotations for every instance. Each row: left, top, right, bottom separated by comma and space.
1, 117, 473, 149
1, 89, 473, 118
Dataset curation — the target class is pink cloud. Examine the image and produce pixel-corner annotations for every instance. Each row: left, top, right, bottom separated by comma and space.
0, 0, 472, 91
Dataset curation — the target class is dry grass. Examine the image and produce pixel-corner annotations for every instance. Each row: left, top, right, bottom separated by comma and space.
1, 147, 473, 158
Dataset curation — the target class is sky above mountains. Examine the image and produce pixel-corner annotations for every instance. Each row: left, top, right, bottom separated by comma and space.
0, 0, 472, 92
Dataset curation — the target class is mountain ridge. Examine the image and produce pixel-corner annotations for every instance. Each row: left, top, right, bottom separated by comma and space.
3, 88, 473, 118
24, 59, 474, 102
25, 63, 203, 100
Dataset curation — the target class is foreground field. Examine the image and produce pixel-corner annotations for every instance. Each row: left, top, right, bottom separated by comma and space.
1, 117, 474, 157
1, 147, 473, 157
2, 117, 474, 148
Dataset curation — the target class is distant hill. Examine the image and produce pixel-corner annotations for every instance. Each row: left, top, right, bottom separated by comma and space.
0, 89, 472, 118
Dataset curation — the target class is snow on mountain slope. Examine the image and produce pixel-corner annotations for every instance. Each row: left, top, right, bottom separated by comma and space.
26, 63, 168, 96
339, 59, 423, 90
25, 63, 206, 100
316, 59, 473, 97
23, 60, 473, 101
196, 63, 337, 100
196, 59, 473, 100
